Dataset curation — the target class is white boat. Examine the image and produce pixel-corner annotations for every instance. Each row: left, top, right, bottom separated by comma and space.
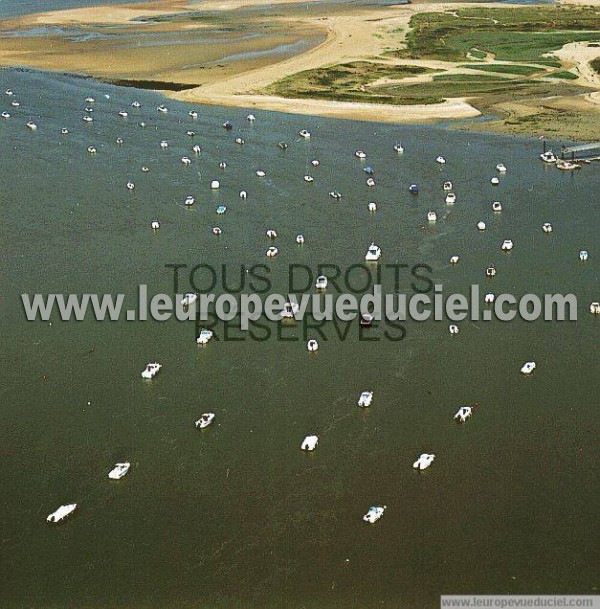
556, 159, 581, 170
181, 157, 192, 165
211, 180, 220, 189
195, 413, 215, 429
521, 361, 536, 375
454, 406, 472, 423
355, 150, 367, 159
193, 145, 202, 154
240, 190, 247, 199
235, 137, 245, 145
212, 227, 222, 235
450, 255, 459, 264
579, 250, 589, 261
256, 170, 266, 178
296, 234, 305, 244
5, 89, 14, 96
26, 121, 37, 130
116, 137, 123, 145
368, 202, 377, 212
436, 155, 446, 164
11, 100, 20, 107
539, 150, 557, 163
126, 181, 135, 191
311, 159, 320, 167
427, 211, 437, 223
196, 329, 214, 345
184, 195, 195, 206
484, 293, 495, 304
280, 301, 300, 319
445, 193, 456, 205
329, 190, 342, 200
477, 221, 486, 231
542, 223, 553, 234
85, 96, 94, 103
108, 462, 130, 480
1, 111, 10, 119
449, 324, 459, 335
443, 181, 453, 191
266, 229, 278, 239
486, 266, 496, 277
365, 243, 381, 262
247, 114, 256, 122
363, 505, 386, 524
187, 132, 196, 139
181, 293, 198, 307
160, 140, 168, 149
142, 361, 161, 379
307, 339, 319, 352
492, 201, 502, 212
590, 302, 600, 315
151, 220, 160, 230
358, 391, 373, 408
220, 162, 227, 170
501, 239, 514, 251
316, 275, 328, 290
393, 143, 404, 153
366, 177, 375, 187
301, 435, 319, 451
131, 101, 141, 108
413, 453, 435, 470
266, 246, 278, 258
490, 177, 500, 185
47, 503, 77, 523
189, 110, 198, 118
87, 146, 97, 154
157, 104, 168, 113
118, 110, 128, 118
496, 163, 507, 173
299, 129, 311, 139
82, 115, 93, 123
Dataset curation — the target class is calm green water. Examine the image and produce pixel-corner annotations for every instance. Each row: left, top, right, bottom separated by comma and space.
0, 68, 598, 609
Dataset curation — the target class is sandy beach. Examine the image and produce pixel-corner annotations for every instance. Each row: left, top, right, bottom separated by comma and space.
0, 0, 598, 131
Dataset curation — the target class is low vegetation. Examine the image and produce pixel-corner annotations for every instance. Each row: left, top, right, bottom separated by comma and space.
459, 63, 544, 76
591, 57, 600, 75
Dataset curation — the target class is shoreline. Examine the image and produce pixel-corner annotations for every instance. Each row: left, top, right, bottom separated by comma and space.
0, 0, 598, 137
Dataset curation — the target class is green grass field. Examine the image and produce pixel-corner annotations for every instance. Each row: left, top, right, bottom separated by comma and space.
459, 63, 545, 76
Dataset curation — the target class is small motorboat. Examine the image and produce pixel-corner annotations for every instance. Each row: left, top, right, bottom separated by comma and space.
484, 293, 495, 304
413, 453, 435, 470
427, 211, 437, 223
11, 100, 20, 107
118, 110, 128, 118
556, 159, 581, 170
256, 170, 266, 177
542, 223, 553, 234
358, 391, 373, 408
181, 293, 198, 307
486, 265, 496, 278
589, 302, 600, 315
307, 339, 319, 352
496, 163, 507, 173
5, 89, 14, 96
84, 106, 94, 113
316, 275, 328, 290
299, 129, 311, 139
235, 137, 244, 145
450, 255, 459, 264
184, 195, 195, 206
454, 406, 472, 423
116, 137, 123, 145
196, 329, 214, 345
216, 205, 227, 215
266, 246, 278, 258
393, 143, 404, 153
443, 181, 453, 191
409, 184, 419, 194
142, 166, 149, 173
47, 503, 77, 523
364, 166, 374, 175
195, 413, 215, 429
26, 121, 37, 130
579, 250, 589, 261
329, 190, 342, 200
501, 239, 514, 251
492, 201, 502, 212
360, 313, 374, 327
181, 156, 192, 165
539, 150, 557, 163
477, 221, 486, 231
193, 145, 202, 154
240, 190, 247, 199
247, 114, 256, 122
277, 142, 288, 150
436, 155, 446, 164
151, 220, 160, 230
141, 361, 161, 379
222, 120, 233, 130
1, 111, 10, 119
160, 140, 168, 149
87, 145, 97, 154
520, 361, 536, 375
266, 229, 278, 239
355, 150, 367, 159
212, 227, 222, 236
365, 243, 381, 262
126, 181, 135, 191
131, 101, 141, 108
189, 110, 198, 118
211, 180, 220, 189
445, 193, 456, 205
311, 159, 320, 167
296, 234, 304, 244
187, 131, 196, 138
366, 177, 376, 187
363, 505, 386, 524
157, 104, 168, 113
449, 324, 459, 335
108, 462, 130, 480
82, 115, 93, 123
85, 96, 94, 103
280, 301, 300, 319
301, 435, 319, 451
490, 177, 500, 185
368, 202, 377, 212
